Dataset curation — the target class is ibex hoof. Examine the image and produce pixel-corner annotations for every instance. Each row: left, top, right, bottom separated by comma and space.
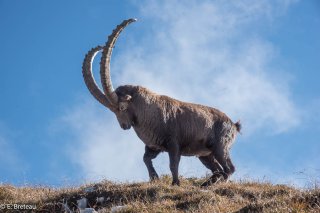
201, 174, 225, 187
171, 180, 180, 186
150, 174, 159, 181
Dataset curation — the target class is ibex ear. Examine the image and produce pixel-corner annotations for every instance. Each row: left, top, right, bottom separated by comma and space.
124, 94, 132, 101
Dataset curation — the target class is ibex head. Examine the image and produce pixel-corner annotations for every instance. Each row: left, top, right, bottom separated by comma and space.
82, 19, 137, 130
114, 86, 136, 130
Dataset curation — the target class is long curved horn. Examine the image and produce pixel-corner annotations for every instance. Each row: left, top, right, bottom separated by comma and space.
82, 45, 116, 111
100, 18, 137, 106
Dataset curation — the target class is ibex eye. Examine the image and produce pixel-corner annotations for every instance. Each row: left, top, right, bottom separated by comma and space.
120, 105, 126, 111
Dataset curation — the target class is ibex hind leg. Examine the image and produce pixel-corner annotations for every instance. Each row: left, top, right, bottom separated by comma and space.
143, 146, 161, 181
210, 140, 235, 182
209, 123, 237, 182
199, 154, 225, 187
213, 151, 235, 179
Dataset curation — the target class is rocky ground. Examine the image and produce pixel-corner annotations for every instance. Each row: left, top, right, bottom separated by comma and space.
0, 176, 319, 212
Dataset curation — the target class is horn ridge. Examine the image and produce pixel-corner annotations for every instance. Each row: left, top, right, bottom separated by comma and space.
100, 18, 137, 106
82, 45, 116, 111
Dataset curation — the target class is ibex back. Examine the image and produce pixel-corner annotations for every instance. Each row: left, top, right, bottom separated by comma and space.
82, 19, 241, 186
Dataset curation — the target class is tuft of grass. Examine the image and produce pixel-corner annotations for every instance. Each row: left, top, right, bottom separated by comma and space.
0, 176, 319, 212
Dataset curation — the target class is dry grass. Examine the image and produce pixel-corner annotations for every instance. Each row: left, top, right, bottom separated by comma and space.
0, 176, 319, 212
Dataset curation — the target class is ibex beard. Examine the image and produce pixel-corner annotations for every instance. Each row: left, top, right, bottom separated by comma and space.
82, 18, 241, 186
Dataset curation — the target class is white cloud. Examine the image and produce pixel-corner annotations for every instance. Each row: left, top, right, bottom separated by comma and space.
55, 100, 145, 182
113, 0, 300, 134
59, 0, 301, 182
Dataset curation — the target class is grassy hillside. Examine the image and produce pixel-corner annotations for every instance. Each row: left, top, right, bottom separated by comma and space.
0, 176, 319, 212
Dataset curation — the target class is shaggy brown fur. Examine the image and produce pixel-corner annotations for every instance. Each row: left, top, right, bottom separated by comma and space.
82, 19, 241, 186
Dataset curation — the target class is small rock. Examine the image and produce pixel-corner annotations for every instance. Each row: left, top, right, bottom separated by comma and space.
80, 208, 98, 213
111, 205, 127, 213
77, 197, 88, 209
96, 196, 105, 204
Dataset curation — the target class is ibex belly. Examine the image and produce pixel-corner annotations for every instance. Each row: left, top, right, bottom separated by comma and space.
133, 127, 168, 151
180, 141, 212, 157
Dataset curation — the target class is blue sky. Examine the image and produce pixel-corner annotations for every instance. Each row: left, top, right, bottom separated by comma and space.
0, 0, 319, 187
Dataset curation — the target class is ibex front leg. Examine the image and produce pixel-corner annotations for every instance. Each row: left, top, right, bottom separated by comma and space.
168, 143, 181, 186
143, 146, 160, 181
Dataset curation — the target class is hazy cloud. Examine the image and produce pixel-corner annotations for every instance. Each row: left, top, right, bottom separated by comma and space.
114, 0, 300, 134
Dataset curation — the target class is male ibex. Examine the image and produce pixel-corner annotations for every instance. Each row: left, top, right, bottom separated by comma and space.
82, 19, 241, 186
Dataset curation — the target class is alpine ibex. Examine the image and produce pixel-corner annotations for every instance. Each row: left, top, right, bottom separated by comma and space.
82, 19, 241, 186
